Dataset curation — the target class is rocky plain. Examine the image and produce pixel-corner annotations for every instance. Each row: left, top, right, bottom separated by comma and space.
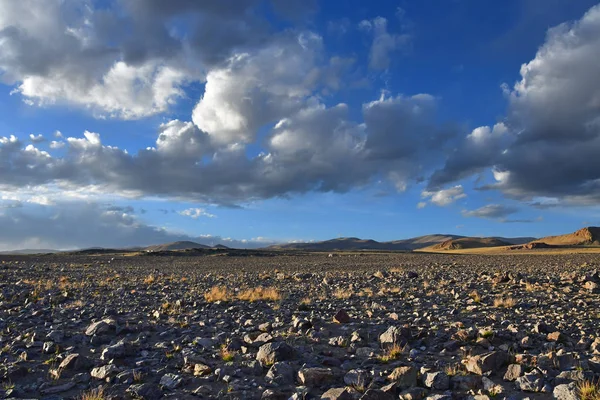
0, 250, 599, 400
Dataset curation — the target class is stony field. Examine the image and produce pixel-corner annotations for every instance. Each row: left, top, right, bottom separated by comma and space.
0, 251, 599, 400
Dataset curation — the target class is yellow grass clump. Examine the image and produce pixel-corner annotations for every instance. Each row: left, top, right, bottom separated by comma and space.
204, 286, 230, 302
204, 286, 282, 302
493, 296, 517, 308
377, 343, 407, 363
578, 380, 600, 400
78, 387, 107, 400
237, 287, 281, 302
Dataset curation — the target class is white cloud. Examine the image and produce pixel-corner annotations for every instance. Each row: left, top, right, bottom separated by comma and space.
178, 208, 216, 219
0, 0, 315, 119
0, 88, 452, 205
429, 4, 600, 206
360, 17, 411, 70
422, 185, 466, 207
29, 134, 44, 143
50, 141, 65, 149
192, 33, 323, 144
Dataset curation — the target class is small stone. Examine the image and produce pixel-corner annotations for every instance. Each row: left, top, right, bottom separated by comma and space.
41, 381, 76, 394
193, 363, 212, 376
387, 366, 417, 389
256, 342, 295, 366
503, 364, 523, 381
160, 373, 183, 390
85, 319, 115, 336
464, 351, 507, 375
58, 353, 91, 372
344, 369, 370, 389
515, 372, 544, 392
298, 367, 334, 387
547, 331, 566, 342
333, 309, 351, 324
321, 387, 354, 400
127, 383, 162, 400
379, 326, 410, 349
266, 362, 295, 386
423, 371, 449, 390
91, 364, 119, 380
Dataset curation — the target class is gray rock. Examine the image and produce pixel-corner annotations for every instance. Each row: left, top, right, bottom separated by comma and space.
387, 366, 417, 389
344, 369, 370, 389
266, 362, 295, 386
298, 367, 334, 388
552, 383, 579, 400
85, 319, 115, 336
423, 372, 449, 390
515, 372, 544, 392
321, 387, 355, 400
256, 342, 295, 366
503, 364, 523, 381
127, 383, 163, 400
464, 351, 507, 375
379, 326, 410, 348
91, 364, 119, 379
160, 373, 183, 390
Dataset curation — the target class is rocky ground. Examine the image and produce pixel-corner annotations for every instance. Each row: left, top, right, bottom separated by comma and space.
0, 251, 599, 400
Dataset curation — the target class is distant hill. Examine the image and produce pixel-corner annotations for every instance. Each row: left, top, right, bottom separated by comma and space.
0, 249, 59, 255
425, 237, 511, 251
385, 234, 465, 250
267, 233, 540, 252
268, 237, 393, 251
144, 241, 211, 252
268, 234, 466, 251
533, 227, 600, 247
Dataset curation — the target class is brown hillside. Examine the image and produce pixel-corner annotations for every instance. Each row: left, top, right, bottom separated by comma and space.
428, 237, 511, 251
534, 227, 600, 246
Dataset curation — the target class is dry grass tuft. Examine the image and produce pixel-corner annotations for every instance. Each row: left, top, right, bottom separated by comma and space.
469, 290, 481, 303
220, 345, 237, 362
493, 296, 517, 308
78, 386, 106, 400
525, 282, 536, 292
237, 287, 282, 302
444, 363, 467, 377
332, 288, 352, 299
204, 286, 230, 302
378, 343, 408, 363
578, 380, 600, 400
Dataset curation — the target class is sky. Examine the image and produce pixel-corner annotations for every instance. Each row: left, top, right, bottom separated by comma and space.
1, 0, 600, 250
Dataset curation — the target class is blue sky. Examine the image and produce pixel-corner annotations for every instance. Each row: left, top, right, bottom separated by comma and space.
1, 0, 600, 249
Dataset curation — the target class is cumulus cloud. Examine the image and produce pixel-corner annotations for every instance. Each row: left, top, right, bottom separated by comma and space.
425, 4, 600, 206
192, 32, 324, 144
178, 208, 216, 219
0, 90, 453, 205
429, 123, 509, 189
29, 134, 44, 143
0, 0, 315, 119
429, 5, 600, 206
0, 202, 275, 251
492, 4, 600, 204
422, 185, 466, 207
360, 17, 411, 70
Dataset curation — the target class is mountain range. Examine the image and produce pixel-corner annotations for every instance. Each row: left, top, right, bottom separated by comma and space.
1, 227, 599, 254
